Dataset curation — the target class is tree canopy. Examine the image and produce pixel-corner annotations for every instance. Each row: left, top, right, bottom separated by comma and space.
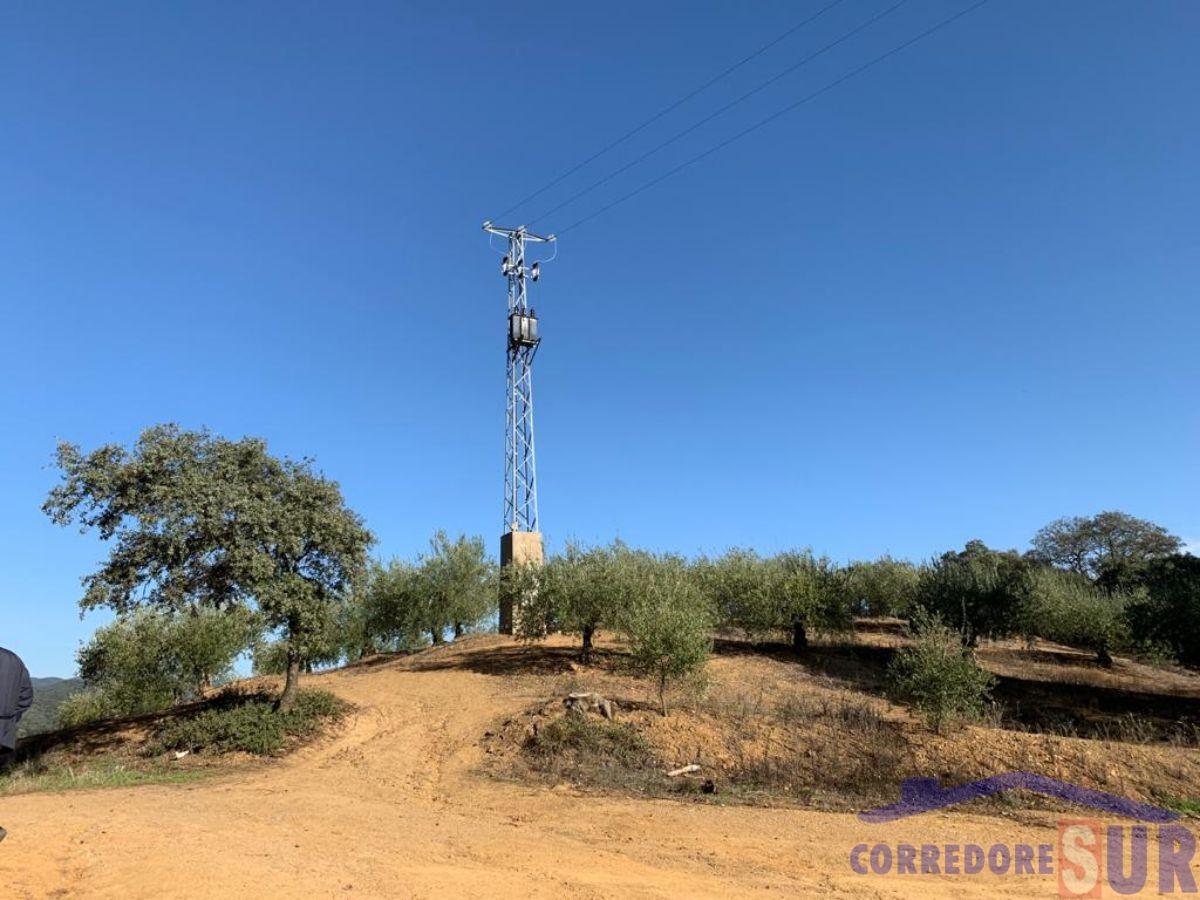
44, 424, 373, 710
1030, 511, 1181, 585
917, 540, 1033, 646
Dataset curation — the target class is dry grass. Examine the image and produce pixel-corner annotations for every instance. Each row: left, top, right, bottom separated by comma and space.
481, 625, 1200, 814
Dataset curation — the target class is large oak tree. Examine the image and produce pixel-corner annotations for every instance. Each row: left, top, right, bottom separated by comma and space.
44, 424, 373, 710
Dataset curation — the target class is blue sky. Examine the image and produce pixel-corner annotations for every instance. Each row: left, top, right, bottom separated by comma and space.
2, 1, 1197, 675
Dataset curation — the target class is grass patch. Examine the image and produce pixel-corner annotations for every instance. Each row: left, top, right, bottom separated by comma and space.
1161, 797, 1200, 818
151, 689, 350, 756
520, 712, 658, 792
0, 759, 209, 797
525, 713, 651, 766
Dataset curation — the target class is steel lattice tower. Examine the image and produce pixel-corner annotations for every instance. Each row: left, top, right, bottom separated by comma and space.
483, 221, 554, 632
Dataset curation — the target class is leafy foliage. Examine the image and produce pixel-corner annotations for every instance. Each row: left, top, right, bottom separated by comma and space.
151, 690, 349, 756
622, 557, 713, 715
515, 540, 648, 659
1125, 554, 1200, 668
1031, 511, 1182, 585
418, 531, 497, 640
57, 688, 121, 730
1023, 567, 1130, 666
917, 540, 1034, 646
43, 425, 374, 709
842, 556, 921, 618
888, 615, 995, 732
696, 549, 850, 649
67, 607, 259, 723
17, 678, 84, 738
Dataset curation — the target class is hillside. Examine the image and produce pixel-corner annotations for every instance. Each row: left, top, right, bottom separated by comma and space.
17, 676, 83, 738
0, 632, 1197, 897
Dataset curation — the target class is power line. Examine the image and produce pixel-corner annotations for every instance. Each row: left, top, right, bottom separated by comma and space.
493, 0, 850, 221
556, 0, 991, 236
527, 0, 911, 227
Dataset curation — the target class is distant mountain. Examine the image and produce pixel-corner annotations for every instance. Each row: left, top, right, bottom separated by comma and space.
18, 676, 85, 738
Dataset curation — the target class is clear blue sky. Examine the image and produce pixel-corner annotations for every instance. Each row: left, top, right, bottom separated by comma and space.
2, 1, 1197, 676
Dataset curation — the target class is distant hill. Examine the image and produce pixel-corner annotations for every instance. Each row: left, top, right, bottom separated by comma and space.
18, 676, 85, 738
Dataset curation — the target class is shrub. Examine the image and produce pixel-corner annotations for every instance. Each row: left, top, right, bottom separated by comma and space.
56, 687, 120, 729
622, 558, 713, 715
75, 607, 259, 719
152, 689, 349, 756
525, 715, 650, 766
888, 616, 995, 732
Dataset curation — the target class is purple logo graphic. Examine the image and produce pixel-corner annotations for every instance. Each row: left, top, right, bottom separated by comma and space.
858, 772, 1179, 824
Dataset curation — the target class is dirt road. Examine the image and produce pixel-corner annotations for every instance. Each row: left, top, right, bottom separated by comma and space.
0, 640, 1078, 898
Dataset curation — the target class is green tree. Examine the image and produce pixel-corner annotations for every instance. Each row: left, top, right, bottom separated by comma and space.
357, 559, 431, 653
698, 549, 849, 651
1024, 567, 1130, 667
917, 540, 1033, 647
44, 425, 373, 711
622, 558, 713, 716
769, 551, 851, 651
1125, 554, 1200, 667
843, 556, 920, 618
252, 604, 345, 675
72, 606, 259, 721
1030, 511, 1181, 586
694, 549, 771, 635
422, 531, 497, 640
517, 541, 646, 661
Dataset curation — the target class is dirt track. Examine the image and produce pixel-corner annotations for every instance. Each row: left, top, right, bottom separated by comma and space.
0, 638, 1082, 898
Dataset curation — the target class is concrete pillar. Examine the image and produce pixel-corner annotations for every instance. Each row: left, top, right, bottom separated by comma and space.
499, 530, 544, 635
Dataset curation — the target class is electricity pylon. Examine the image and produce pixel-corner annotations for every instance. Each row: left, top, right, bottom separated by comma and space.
482, 221, 554, 634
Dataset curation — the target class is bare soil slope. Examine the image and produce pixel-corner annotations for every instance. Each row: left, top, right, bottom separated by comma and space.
0, 635, 1188, 898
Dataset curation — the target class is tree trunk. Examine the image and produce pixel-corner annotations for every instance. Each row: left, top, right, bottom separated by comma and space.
454, 621, 464, 639
277, 647, 302, 712
659, 670, 668, 717
431, 628, 444, 645
791, 621, 808, 652
580, 624, 595, 663
1096, 644, 1114, 668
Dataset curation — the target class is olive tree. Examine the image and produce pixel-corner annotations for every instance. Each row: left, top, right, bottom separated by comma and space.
517, 541, 646, 661
694, 548, 772, 635
421, 531, 497, 640
44, 425, 373, 711
1023, 567, 1130, 667
71, 606, 259, 721
843, 556, 920, 618
768, 551, 851, 650
622, 557, 713, 716
347, 558, 429, 654
888, 613, 995, 733
698, 549, 848, 651
916, 540, 1033, 647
